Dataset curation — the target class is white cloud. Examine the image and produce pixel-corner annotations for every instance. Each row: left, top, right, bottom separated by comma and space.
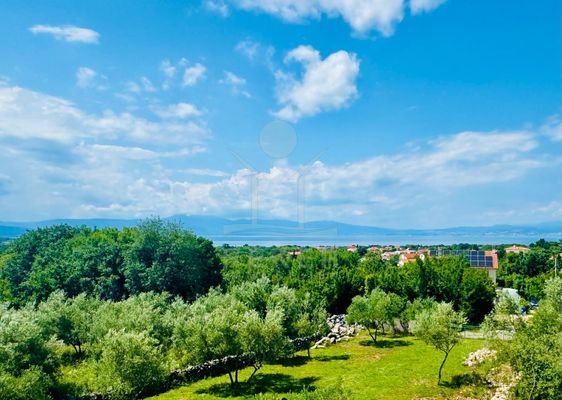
410, 0, 447, 15
160, 60, 177, 79
76, 67, 107, 90
0, 85, 208, 145
76, 67, 96, 88
140, 77, 156, 92
125, 76, 156, 93
29, 24, 99, 43
159, 58, 189, 89
205, 0, 230, 17
182, 63, 206, 87
224, 0, 442, 36
223, 71, 246, 86
0, 83, 558, 227
151, 102, 204, 119
273, 45, 359, 122
235, 40, 276, 69
540, 115, 562, 141
236, 40, 260, 60
182, 168, 230, 177
0, 84, 211, 220
78, 143, 205, 161
220, 71, 251, 98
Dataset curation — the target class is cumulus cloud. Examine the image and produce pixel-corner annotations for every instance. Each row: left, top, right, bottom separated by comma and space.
0, 84, 211, 220
0, 84, 558, 226
76, 67, 107, 90
222, 0, 444, 36
220, 71, 251, 97
182, 63, 207, 87
151, 102, 204, 119
29, 24, 100, 43
540, 115, 562, 141
125, 76, 156, 93
160, 60, 177, 79
0, 85, 208, 144
236, 39, 275, 65
410, 0, 447, 15
273, 45, 359, 122
204, 0, 230, 16
76, 67, 96, 88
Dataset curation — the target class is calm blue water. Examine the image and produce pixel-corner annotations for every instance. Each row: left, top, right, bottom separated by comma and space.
213, 234, 561, 246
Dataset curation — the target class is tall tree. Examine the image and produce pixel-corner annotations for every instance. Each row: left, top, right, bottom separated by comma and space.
412, 302, 466, 384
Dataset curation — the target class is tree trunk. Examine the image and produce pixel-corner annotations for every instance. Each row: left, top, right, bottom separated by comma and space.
235, 369, 238, 384
438, 351, 450, 384
228, 371, 234, 385
247, 364, 261, 382
366, 327, 377, 343
307, 346, 311, 359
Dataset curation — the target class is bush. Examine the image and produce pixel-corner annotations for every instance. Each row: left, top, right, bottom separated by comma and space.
92, 330, 167, 399
0, 367, 52, 400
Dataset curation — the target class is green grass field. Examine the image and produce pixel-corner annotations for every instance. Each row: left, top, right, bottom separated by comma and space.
149, 333, 489, 400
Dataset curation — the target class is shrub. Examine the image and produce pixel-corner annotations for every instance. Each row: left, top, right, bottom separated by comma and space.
93, 330, 167, 399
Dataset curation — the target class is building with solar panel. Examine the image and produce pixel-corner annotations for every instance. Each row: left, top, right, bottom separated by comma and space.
430, 249, 499, 283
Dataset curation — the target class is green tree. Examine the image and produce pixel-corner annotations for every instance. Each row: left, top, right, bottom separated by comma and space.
347, 289, 390, 343
124, 219, 222, 300
1, 225, 80, 304
504, 277, 562, 399
412, 302, 466, 384
399, 298, 436, 334
173, 291, 247, 383
37, 291, 100, 356
459, 268, 495, 324
238, 308, 291, 382
0, 305, 58, 399
93, 329, 167, 399
291, 293, 328, 358
384, 292, 407, 333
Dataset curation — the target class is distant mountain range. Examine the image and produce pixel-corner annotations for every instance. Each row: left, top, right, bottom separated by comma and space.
1, 215, 560, 245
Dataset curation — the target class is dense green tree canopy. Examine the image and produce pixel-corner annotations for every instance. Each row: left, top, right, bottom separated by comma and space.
0, 220, 222, 305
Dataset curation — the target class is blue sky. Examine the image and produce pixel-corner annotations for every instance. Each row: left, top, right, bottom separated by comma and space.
0, 0, 560, 228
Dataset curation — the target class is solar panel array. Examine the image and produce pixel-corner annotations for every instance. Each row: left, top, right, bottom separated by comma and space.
430, 249, 494, 267
467, 251, 494, 267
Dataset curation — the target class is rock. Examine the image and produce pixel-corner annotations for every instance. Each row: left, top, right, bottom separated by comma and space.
311, 314, 362, 349
463, 348, 497, 367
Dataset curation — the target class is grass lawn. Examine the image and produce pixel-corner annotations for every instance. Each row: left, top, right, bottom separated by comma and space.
149, 333, 489, 400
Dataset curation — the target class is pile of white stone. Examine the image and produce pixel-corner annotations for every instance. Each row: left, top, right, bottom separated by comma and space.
463, 348, 497, 367
487, 366, 521, 400
311, 314, 361, 349
464, 349, 520, 400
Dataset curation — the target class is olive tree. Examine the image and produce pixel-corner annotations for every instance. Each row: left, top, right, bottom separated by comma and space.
93, 329, 167, 399
0, 305, 58, 399
238, 308, 291, 382
174, 290, 247, 384
347, 289, 390, 343
37, 291, 100, 356
412, 302, 466, 384
499, 277, 562, 400
292, 293, 329, 358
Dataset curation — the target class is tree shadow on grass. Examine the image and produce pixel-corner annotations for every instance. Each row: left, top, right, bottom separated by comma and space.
359, 339, 412, 348
441, 372, 486, 388
272, 355, 309, 367
195, 373, 319, 397
314, 354, 350, 362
